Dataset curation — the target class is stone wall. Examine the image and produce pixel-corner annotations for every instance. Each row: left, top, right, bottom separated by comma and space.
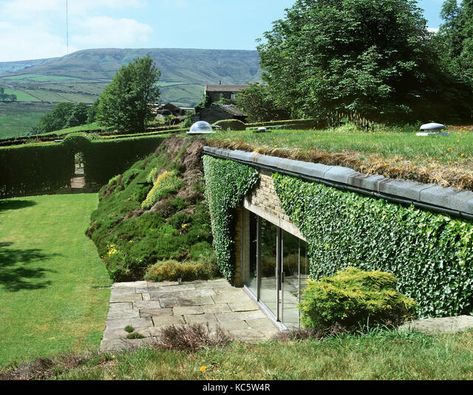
244, 170, 305, 241
233, 170, 305, 286
246, 170, 290, 224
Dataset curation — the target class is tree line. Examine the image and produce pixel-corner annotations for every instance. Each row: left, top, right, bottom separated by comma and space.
238, 0, 473, 124
33, 0, 473, 133
32, 56, 160, 134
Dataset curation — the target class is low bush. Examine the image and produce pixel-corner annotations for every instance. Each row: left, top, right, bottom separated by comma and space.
245, 118, 323, 130
213, 119, 246, 131
144, 260, 218, 282
300, 267, 416, 331
156, 324, 232, 352
141, 171, 183, 209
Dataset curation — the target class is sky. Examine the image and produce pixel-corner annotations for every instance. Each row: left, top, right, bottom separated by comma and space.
0, 0, 445, 62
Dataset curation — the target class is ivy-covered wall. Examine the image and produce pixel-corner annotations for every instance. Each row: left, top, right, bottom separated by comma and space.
272, 173, 473, 318
202, 155, 259, 281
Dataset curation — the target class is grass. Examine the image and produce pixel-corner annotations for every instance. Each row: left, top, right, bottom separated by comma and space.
5, 329, 473, 380
2, 88, 40, 102
0, 194, 111, 368
41, 122, 105, 136
206, 125, 473, 190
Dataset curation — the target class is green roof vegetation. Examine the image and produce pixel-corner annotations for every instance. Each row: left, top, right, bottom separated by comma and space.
205, 125, 473, 191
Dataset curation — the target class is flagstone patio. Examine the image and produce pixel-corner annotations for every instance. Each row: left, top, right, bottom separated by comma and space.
100, 279, 280, 352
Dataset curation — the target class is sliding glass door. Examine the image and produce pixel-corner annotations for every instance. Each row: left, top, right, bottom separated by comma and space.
259, 218, 279, 319
281, 230, 302, 328
246, 212, 309, 328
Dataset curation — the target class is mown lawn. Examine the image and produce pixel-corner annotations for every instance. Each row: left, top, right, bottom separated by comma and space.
0, 194, 111, 368
8, 329, 473, 380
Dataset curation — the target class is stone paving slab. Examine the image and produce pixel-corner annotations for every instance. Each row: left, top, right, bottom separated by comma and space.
400, 315, 473, 335
100, 279, 280, 352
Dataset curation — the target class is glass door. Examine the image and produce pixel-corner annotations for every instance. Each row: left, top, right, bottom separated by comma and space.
247, 213, 259, 296
258, 218, 279, 319
245, 212, 309, 328
281, 230, 302, 328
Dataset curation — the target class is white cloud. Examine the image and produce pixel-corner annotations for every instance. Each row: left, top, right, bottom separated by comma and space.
428, 27, 439, 34
0, 0, 150, 61
72, 16, 152, 48
0, 21, 72, 61
1, 0, 143, 19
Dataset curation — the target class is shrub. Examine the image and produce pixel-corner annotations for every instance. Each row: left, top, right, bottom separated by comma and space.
141, 170, 183, 209
144, 260, 218, 282
300, 267, 416, 331
213, 119, 246, 131
156, 324, 232, 352
0, 134, 164, 198
146, 167, 159, 184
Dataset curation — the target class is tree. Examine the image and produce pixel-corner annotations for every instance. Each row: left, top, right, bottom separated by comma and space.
97, 56, 160, 132
87, 99, 100, 123
35, 102, 92, 133
437, 0, 473, 85
258, 0, 472, 123
67, 102, 89, 127
236, 83, 289, 122
37, 102, 76, 133
0, 87, 17, 102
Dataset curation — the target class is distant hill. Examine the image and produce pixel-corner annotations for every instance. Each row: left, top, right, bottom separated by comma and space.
0, 58, 52, 74
0, 48, 261, 107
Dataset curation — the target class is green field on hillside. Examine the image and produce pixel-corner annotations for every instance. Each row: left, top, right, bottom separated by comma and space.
0, 194, 111, 368
3, 88, 39, 102
1, 74, 81, 83
0, 48, 261, 107
0, 102, 54, 138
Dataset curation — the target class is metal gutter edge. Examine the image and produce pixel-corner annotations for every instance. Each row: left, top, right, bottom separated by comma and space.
203, 146, 473, 220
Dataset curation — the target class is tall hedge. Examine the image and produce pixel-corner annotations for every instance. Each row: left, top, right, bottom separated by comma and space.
0, 135, 164, 198
203, 156, 259, 281
272, 173, 473, 318
84, 136, 164, 186
0, 143, 74, 197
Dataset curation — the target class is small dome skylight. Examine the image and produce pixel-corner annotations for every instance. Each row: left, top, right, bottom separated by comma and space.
188, 121, 215, 134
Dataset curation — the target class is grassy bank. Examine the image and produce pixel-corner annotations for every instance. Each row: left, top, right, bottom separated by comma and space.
0, 194, 111, 368
4, 329, 473, 380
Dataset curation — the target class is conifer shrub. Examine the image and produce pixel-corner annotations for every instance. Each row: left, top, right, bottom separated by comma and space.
300, 267, 416, 331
